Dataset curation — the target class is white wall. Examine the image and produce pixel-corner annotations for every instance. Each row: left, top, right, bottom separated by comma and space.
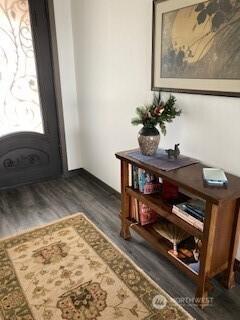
71, 0, 240, 258
71, 0, 153, 186
53, 0, 83, 170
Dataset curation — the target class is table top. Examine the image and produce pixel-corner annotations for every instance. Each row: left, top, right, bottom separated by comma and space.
116, 149, 240, 204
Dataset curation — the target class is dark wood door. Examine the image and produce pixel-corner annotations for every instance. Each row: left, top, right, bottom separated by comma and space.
0, 0, 62, 189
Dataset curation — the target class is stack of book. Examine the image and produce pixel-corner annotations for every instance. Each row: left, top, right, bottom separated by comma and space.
132, 166, 161, 195
172, 199, 205, 231
203, 168, 228, 187
131, 166, 160, 226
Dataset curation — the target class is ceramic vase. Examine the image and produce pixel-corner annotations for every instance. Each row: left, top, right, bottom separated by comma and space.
138, 126, 160, 156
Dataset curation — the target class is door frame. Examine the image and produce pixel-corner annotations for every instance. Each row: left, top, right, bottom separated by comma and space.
45, 0, 69, 175
0, 0, 67, 190
0, 0, 70, 182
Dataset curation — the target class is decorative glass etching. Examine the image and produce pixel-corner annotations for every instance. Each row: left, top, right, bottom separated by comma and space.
0, 0, 44, 137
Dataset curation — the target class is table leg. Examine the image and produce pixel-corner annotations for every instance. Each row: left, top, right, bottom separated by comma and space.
222, 201, 240, 289
196, 202, 218, 309
120, 160, 131, 240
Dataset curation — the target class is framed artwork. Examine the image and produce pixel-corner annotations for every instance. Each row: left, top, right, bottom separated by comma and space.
152, 0, 240, 97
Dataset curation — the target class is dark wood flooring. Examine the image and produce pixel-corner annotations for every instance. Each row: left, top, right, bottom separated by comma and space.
0, 170, 239, 320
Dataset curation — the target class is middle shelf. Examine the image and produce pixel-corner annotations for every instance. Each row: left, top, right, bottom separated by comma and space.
126, 186, 203, 239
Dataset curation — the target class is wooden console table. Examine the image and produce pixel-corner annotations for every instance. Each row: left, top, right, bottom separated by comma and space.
116, 150, 240, 309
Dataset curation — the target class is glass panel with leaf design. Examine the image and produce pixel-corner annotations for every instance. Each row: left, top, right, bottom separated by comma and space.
0, 0, 44, 137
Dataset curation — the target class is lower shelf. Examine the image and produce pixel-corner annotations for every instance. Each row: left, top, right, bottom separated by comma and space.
124, 216, 199, 283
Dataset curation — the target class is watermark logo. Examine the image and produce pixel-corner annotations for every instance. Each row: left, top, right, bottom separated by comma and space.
175, 297, 214, 306
152, 295, 214, 308
152, 295, 167, 310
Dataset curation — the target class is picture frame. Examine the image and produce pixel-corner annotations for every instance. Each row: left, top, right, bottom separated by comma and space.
152, 0, 240, 97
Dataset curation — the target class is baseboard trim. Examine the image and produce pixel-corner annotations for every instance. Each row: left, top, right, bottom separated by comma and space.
0, 174, 62, 192
63, 168, 84, 178
79, 169, 121, 199
64, 168, 121, 199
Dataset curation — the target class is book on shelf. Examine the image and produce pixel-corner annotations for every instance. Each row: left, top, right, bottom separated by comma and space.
173, 204, 204, 223
130, 197, 139, 222
132, 166, 139, 190
139, 202, 158, 226
130, 199, 157, 226
138, 169, 161, 195
172, 199, 205, 231
172, 208, 204, 231
138, 169, 146, 192
203, 168, 228, 187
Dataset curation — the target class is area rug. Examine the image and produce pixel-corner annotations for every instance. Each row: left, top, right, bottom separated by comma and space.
0, 213, 193, 320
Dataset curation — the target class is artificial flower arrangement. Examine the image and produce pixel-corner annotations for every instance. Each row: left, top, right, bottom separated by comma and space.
131, 93, 182, 135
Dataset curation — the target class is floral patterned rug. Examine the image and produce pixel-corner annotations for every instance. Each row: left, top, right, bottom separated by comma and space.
0, 213, 193, 320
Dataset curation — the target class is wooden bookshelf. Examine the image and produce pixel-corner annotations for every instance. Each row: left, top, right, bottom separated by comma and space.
116, 149, 240, 309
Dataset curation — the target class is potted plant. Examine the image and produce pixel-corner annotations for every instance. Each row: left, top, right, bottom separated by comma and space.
131, 93, 182, 156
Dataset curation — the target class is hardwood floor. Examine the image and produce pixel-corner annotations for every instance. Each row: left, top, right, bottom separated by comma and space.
0, 169, 239, 320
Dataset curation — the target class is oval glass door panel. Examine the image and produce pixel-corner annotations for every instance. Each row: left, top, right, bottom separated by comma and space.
0, 0, 44, 137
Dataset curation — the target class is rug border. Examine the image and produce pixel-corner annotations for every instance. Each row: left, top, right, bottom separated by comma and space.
0, 212, 82, 242
0, 212, 195, 319
82, 214, 195, 320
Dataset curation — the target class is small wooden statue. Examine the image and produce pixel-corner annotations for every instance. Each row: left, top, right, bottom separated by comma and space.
165, 144, 180, 159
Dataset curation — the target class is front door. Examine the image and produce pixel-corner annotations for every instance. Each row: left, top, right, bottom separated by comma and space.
0, 0, 62, 188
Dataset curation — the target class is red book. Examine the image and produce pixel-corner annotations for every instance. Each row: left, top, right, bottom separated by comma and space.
162, 180, 179, 201
139, 203, 158, 226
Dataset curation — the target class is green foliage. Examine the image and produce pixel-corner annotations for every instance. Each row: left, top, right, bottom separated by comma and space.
131, 93, 181, 135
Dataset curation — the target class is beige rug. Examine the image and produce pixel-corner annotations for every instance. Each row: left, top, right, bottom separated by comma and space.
0, 213, 193, 320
